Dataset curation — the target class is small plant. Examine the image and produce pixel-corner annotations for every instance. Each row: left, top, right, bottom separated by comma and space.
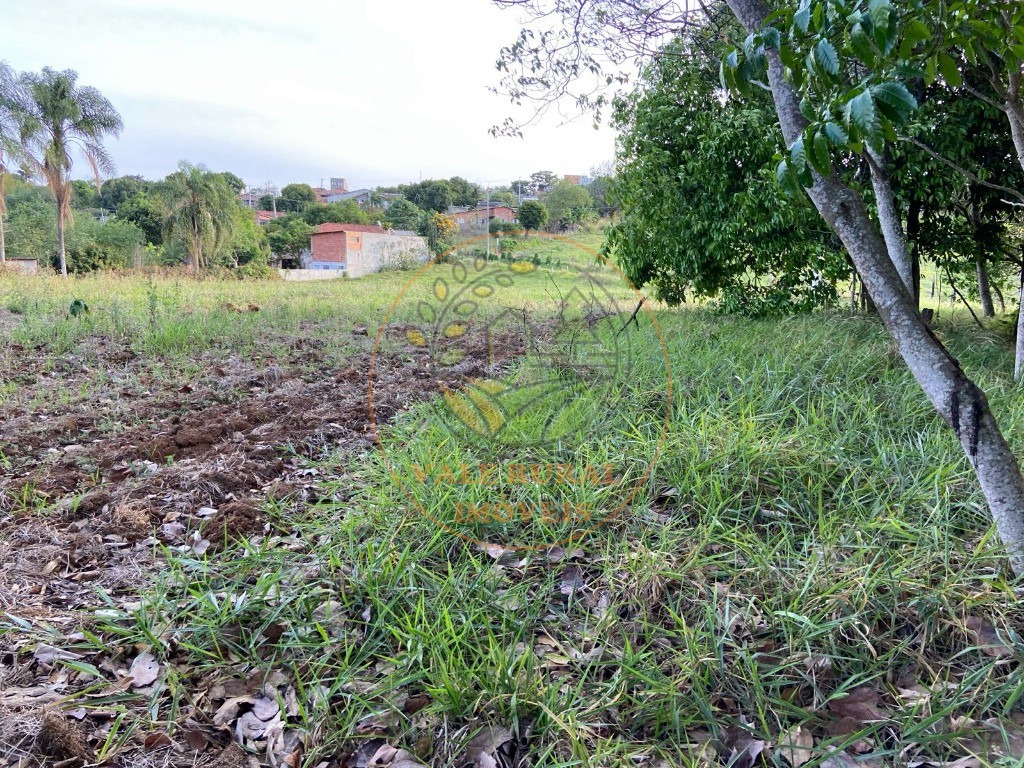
69, 298, 89, 316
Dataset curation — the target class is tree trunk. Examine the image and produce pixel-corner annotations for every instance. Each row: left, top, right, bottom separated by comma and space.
976, 255, 995, 319
867, 149, 915, 301
57, 206, 68, 277
1006, 98, 1024, 175
907, 197, 922, 308
727, 0, 1024, 575
1016, 267, 1024, 382
0, 214, 6, 264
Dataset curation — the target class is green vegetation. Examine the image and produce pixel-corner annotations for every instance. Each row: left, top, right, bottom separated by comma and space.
2, 267, 1023, 766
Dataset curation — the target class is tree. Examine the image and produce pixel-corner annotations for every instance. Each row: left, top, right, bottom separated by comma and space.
448, 176, 482, 207
0, 61, 22, 264
115, 192, 165, 245
421, 212, 459, 256
402, 179, 456, 213
218, 171, 245, 195
510, 178, 536, 199
385, 198, 424, 231
97, 175, 144, 211
517, 199, 548, 235
161, 161, 236, 270
494, 0, 1024, 574
530, 170, 558, 192
302, 200, 369, 226
608, 30, 843, 313
490, 188, 518, 207
70, 179, 99, 209
279, 182, 317, 212
265, 213, 314, 264
13, 67, 122, 276
543, 179, 595, 230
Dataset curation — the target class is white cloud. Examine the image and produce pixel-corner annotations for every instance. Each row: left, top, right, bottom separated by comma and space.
1, 0, 617, 188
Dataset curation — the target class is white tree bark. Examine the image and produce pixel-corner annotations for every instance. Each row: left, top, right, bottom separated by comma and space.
727, 0, 1024, 575
866, 150, 915, 300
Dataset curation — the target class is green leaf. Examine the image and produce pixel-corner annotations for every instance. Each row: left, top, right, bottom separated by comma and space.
871, 81, 917, 123
902, 19, 931, 48
815, 39, 840, 75
761, 26, 781, 49
849, 23, 876, 66
824, 121, 849, 145
809, 129, 832, 174
845, 88, 877, 139
936, 52, 963, 87
794, 4, 811, 33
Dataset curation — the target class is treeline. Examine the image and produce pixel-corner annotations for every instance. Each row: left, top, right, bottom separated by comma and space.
607, 14, 1024, 318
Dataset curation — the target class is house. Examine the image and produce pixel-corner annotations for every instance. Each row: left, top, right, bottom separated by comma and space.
325, 188, 374, 205
2, 257, 39, 274
306, 223, 428, 277
315, 178, 349, 203
450, 204, 518, 232
255, 210, 286, 225
562, 174, 593, 186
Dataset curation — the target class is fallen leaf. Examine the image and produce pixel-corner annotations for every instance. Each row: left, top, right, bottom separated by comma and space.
778, 725, 813, 767
128, 651, 161, 687
253, 693, 280, 721
464, 725, 513, 767
213, 695, 254, 726
144, 732, 173, 751
559, 565, 585, 596
966, 616, 1013, 657
33, 644, 84, 665
827, 686, 888, 723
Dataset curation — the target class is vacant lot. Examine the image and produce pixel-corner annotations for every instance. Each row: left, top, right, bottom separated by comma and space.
1, 261, 1023, 768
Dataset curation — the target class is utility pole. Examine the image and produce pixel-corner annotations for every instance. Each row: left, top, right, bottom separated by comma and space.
485, 186, 491, 262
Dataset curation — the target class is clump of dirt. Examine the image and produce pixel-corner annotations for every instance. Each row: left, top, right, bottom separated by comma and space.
103, 502, 154, 542
206, 498, 264, 544
35, 709, 88, 762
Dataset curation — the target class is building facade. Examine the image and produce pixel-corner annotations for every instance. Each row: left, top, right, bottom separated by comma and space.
307, 223, 428, 277
450, 204, 518, 232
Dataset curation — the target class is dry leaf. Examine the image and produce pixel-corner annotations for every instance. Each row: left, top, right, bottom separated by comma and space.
128, 651, 161, 687
33, 644, 83, 665
827, 686, 888, 723
143, 732, 173, 751
778, 725, 813, 767
559, 565, 585, 596
213, 695, 255, 725
464, 725, 513, 767
966, 616, 1013, 657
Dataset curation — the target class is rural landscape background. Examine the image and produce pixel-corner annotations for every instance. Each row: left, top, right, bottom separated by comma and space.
3, 2, 1024, 768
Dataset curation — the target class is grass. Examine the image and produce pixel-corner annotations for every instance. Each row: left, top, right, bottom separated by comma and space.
2, 260, 1024, 767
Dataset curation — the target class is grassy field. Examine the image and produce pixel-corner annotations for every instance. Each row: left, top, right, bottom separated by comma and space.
1, 256, 1023, 768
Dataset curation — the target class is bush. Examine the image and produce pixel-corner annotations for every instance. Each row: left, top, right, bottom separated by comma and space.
488, 219, 524, 236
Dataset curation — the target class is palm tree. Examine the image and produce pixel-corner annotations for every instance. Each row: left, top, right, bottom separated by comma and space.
16, 67, 122, 275
0, 61, 23, 265
162, 161, 236, 270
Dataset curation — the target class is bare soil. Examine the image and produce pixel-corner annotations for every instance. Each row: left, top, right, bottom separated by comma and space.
0, 320, 525, 766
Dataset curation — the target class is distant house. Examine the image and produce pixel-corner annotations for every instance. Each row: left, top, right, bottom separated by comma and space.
562, 174, 592, 186
325, 188, 374, 205
450, 204, 518, 232
255, 210, 286, 225
2, 257, 39, 274
306, 223, 428, 277
315, 179, 349, 203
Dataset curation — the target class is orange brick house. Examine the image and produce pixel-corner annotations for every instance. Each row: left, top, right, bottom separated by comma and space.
307, 223, 428, 277
450, 204, 518, 232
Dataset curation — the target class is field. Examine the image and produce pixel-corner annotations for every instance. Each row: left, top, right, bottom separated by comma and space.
1, 251, 1024, 768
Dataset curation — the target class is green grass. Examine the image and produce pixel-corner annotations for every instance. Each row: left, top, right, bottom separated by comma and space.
2, 265, 1024, 767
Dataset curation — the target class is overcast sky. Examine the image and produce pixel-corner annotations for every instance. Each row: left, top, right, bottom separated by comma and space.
1, 0, 617, 191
